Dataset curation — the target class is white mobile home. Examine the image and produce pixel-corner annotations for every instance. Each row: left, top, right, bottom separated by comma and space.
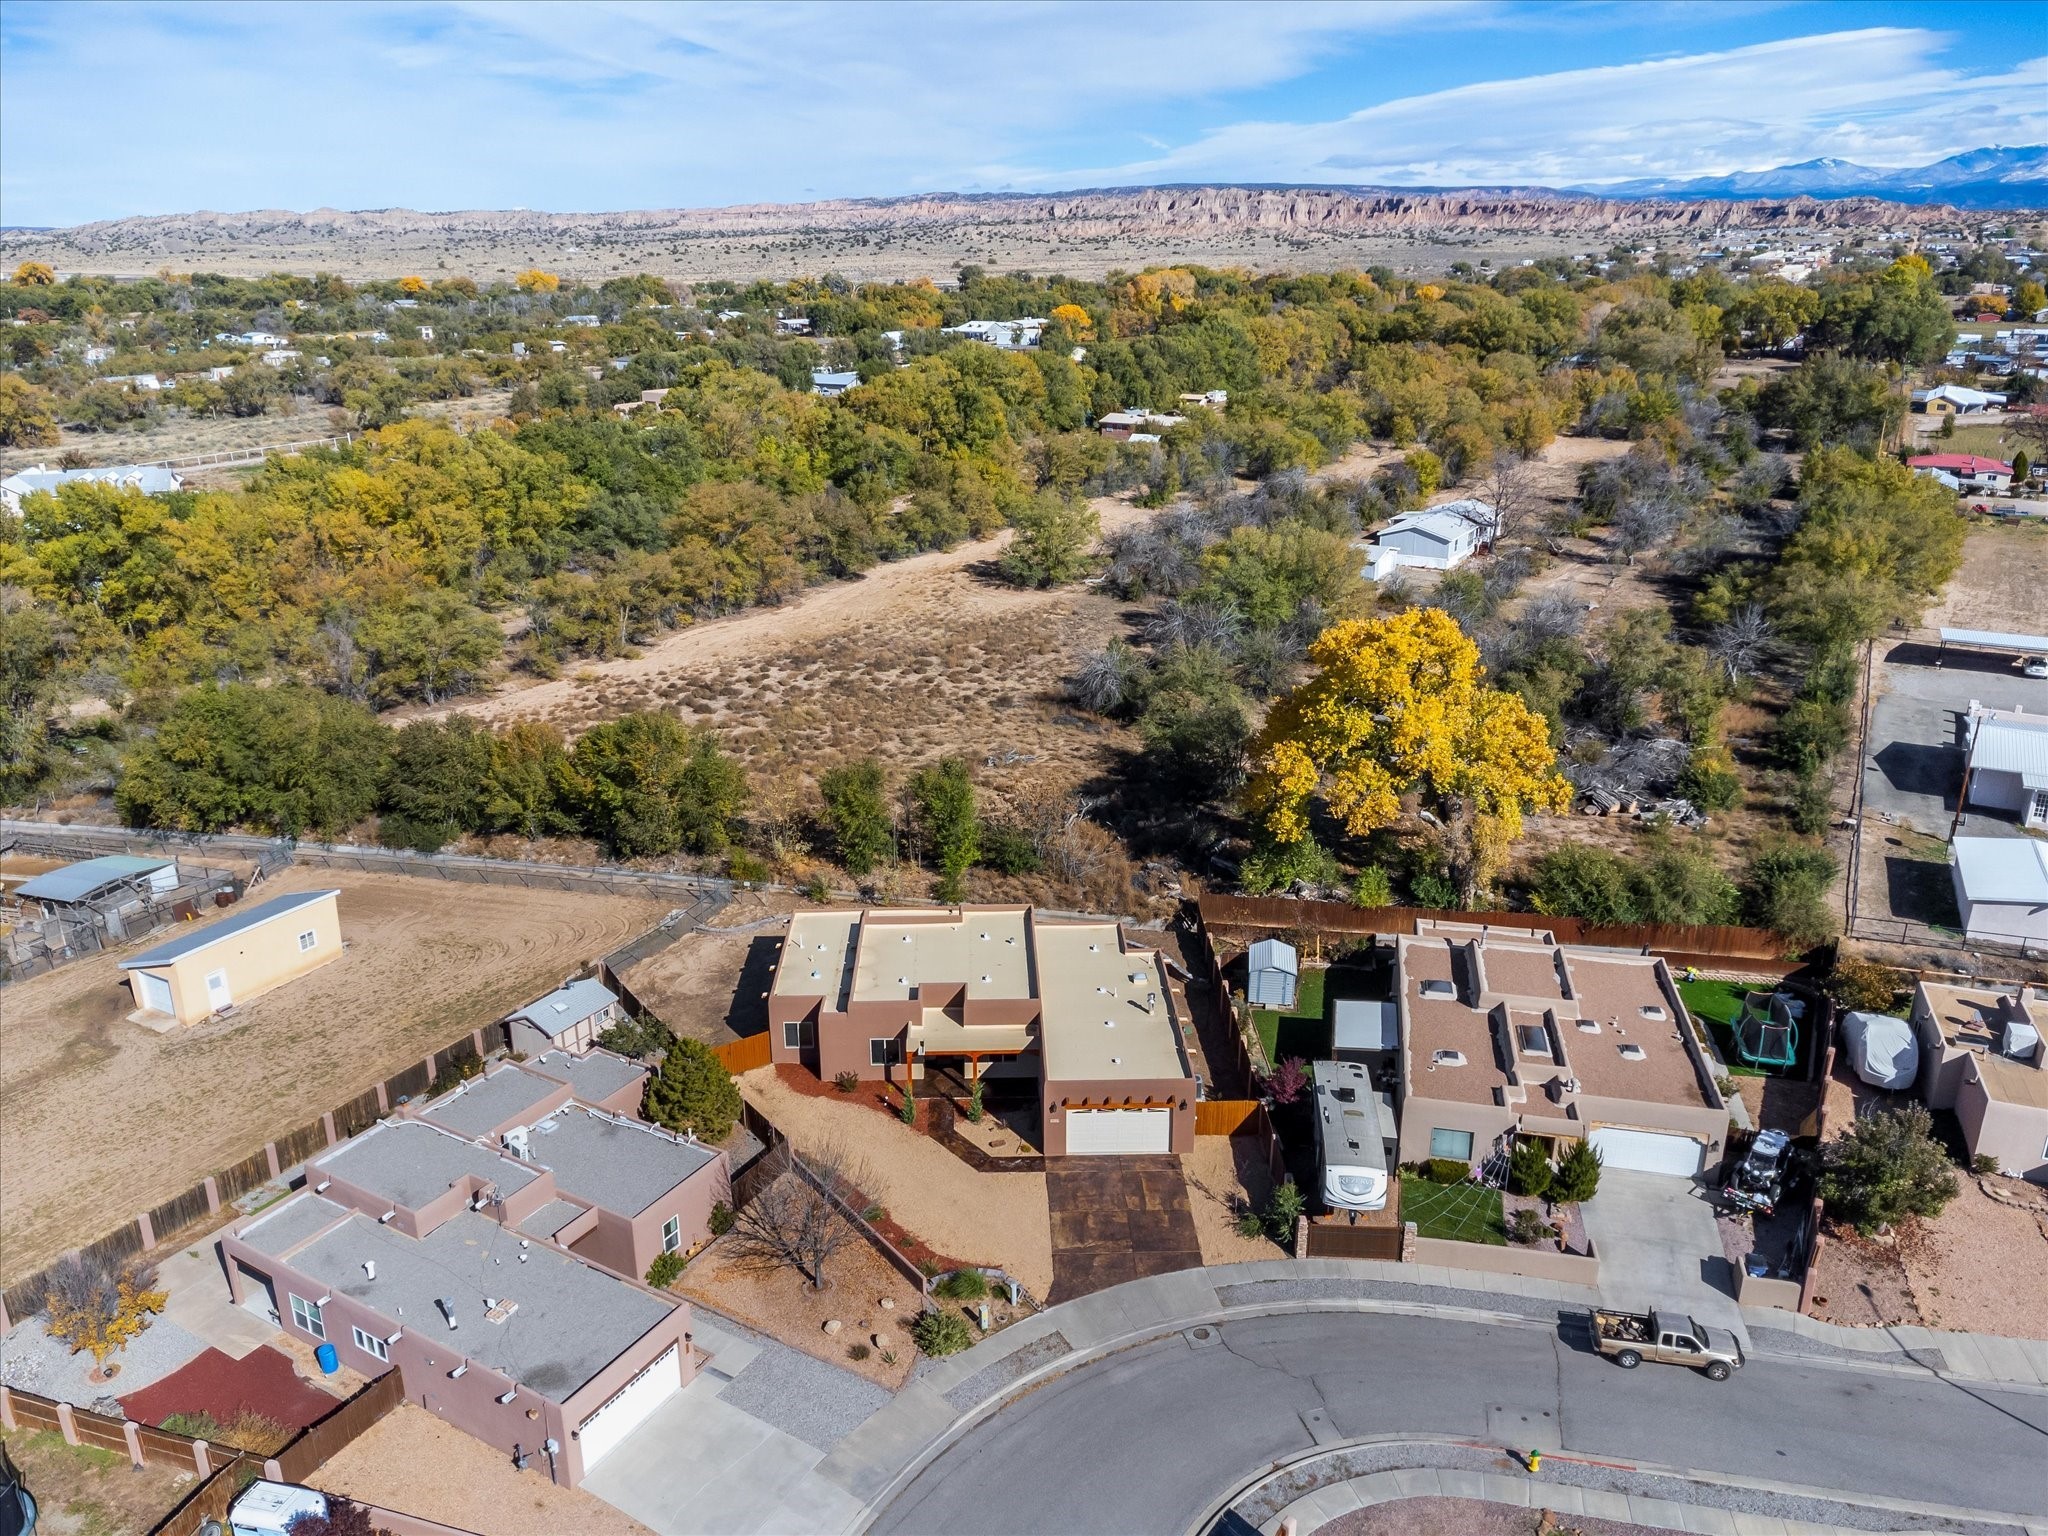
1312, 1059, 1392, 1211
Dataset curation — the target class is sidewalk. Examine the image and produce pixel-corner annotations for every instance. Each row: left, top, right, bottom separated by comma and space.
817, 1257, 2048, 1513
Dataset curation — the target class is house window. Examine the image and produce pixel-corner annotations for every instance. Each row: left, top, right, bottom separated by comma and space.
1428, 1128, 1475, 1162
297, 929, 317, 952
289, 1293, 326, 1340
352, 1325, 389, 1363
782, 1019, 815, 1050
869, 1037, 898, 1067
663, 1215, 681, 1254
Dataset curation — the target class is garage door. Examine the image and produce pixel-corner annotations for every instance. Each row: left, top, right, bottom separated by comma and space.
575, 1344, 681, 1470
1065, 1107, 1171, 1156
1588, 1127, 1703, 1178
137, 971, 174, 1016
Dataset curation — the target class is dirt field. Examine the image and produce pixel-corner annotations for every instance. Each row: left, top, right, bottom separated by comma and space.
315, 1402, 651, 1536
618, 891, 800, 1046
1920, 518, 2048, 634
0, 866, 670, 1284
1, 1427, 198, 1536
1182, 1135, 1283, 1268
1897, 1176, 2048, 1341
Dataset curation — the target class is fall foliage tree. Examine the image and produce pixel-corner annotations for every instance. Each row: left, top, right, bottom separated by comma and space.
396, 274, 430, 294
11, 260, 55, 285
0, 373, 62, 447
1050, 303, 1094, 340
43, 1255, 167, 1369
515, 269, 561, 294
1244, 608, 1570, 904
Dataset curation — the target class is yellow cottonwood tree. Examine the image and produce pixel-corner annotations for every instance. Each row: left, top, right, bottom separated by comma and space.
515, 269, 560, 293
1243, 608, 1569, 904
11, 260, 54, 285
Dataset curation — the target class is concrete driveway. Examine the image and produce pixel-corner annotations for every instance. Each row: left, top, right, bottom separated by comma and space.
1045, 1156, 1202, 1303
1864, 645, 2048, 836
1580, 1171, 1744, 1341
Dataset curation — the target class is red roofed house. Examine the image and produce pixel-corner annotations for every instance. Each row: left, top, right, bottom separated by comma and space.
1908, 454, 2013, 494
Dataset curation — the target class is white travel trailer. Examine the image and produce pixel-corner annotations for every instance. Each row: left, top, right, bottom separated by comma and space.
1312, 1059, 1393, 1211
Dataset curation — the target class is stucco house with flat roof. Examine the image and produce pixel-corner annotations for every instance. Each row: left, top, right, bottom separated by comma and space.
768, 905, 1196, 1156
118, 889, 342, 1024
1395, 921, 1727, 1180
1910, 979, 2048, 1182
504, 977, 623, 1057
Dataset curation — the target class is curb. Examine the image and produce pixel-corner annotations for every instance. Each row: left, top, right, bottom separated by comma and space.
1189, 1433, 2046, 1536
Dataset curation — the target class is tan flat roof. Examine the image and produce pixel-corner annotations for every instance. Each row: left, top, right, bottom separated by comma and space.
1402, 937, 1505, 1106
1919, 981, 2048, 1109
1557, 956, 1710, 1108
1479, 944, 1568, 1002
1974, 1053, 2048, 1110
777, 911, 860, 1006
851, 908, 1033, 1004
908, 1009, 1034, 1056
1035, 921, 1187, 1083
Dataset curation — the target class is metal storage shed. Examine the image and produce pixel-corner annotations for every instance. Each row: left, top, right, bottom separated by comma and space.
1246, 938, 1299, 1009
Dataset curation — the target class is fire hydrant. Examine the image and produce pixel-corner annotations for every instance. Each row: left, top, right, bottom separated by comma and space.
1526, 1450, 1543, 1473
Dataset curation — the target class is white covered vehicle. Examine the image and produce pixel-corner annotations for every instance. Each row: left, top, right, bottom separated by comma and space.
1841, 1011, 1919, 1091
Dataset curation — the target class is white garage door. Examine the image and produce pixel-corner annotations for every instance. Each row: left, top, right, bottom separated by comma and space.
1065, 1107, 1171, 1156
1588, 1127, 1703, 1178
576, 1344, 681, 1470
137, 971, 174, 1016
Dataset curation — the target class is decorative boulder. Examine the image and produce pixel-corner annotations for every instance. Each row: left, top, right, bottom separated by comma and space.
823, 1319, 843, 1336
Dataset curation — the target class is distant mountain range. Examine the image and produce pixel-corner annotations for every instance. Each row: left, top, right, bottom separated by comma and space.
1576, 146, 2046, 207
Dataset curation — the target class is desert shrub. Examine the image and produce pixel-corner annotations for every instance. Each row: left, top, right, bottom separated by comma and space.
1423, 1157, 1470, 1184
645, 1251, 685, 1289
913, 1307, 975, 1357
934, 1269, 989, 1301
643, 1039, 742, 1141
897, 1086, 917, 1124
977, 820, 1041, 875
1348, 865, 1393, 909
727, 849, 771, 883
1741, 839, 1839, 949
1508, 1140, 1553, 1198
1507, 1208, 1552, 1246
709, 1201, 734, 1236
1679, 754, 1742, 812
1410, 871, 1458, 909
1549, 1139, 1603, 1203
1240, 836, 1342, 895
1971, 1153, 1999, 1176
965, 1080, 985, 1123
1235, 1210, 1266, 1239
997, 494, 1099, 587
1821, 1104, 1959, 1232
802, 872, 832, 903
833, 1070, 861, 1093
847, 1342, 871, 1362
598, 1012, 673, 1060
1828, 958, 1902, 1013
1264, 1180, 1306, 1241
43, 1255, 166, 1368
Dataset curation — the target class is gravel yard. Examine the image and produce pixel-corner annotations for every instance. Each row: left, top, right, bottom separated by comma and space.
1182, 1135, 1283, 1267
314, 1402, 652, 1536
680, 1192, 925, 1389
1322, 1498, 1659, 1535
0, 1315, 206, 1411
1897, 1176, 2048, 1341
697, 1309, 892, 1453
741, 1067, 1053, 1299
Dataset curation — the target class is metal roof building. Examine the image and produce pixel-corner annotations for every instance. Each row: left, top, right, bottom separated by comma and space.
14, 854, 175, 906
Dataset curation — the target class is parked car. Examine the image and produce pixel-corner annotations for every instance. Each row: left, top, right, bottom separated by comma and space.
1589, 1308, 1745, 1380
2024, 656, 2048, 679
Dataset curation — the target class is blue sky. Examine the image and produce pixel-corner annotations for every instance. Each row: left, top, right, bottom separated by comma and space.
2, 1, 2043, 227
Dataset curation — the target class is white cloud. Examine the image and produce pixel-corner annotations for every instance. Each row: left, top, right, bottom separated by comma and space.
1052, 29, 2048, 188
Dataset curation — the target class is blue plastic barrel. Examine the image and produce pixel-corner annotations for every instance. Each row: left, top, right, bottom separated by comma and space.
315, 1342, 339, 1374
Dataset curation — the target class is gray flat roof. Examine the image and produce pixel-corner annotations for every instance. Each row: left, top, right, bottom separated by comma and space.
419, 1065, 562, 1141
528, 1049, 646, 1105
1941, 627, 2048, 655
239, 1193, 351, 1257
507, 977, 618, 1032
15, 855, 174, 904
525, 1107, 717, 1215
119, 890, 338, 969
286, 1208, 675, 1403
313, 1120, 539, 1212
517, 1198, 589, 1240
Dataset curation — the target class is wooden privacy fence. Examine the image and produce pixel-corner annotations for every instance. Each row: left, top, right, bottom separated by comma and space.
713, 1033, 774, 1073
1, 1022, 507, 1333
1196, 895, 1792, 965
1194, 1099, 1263, 1136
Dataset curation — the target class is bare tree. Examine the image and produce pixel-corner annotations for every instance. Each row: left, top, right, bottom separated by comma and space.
1514, 592, 1586, 647
1069, 641, 1138, 715
1147, 597, 1242, 654
1482, 452, 1535, 545
1709, 604, 1773, 684
1611, 494, 1682, 564
725, 1138, 877, 1291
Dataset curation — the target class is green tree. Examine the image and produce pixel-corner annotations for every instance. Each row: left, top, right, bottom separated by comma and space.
1193, 522, 1359, 629
997, 494, 1098, 588
1820, 1104, 1959, 1232
909, 756, 978, 901
1756, 354, 1905, 451
480, 720, 578, 840
1741, 838, 1839, 950
380, 717, 493, 852
642, 1037, 743, 1141
1135, 643, 1252, 797
358, 592, 503, 706
572, 712, 747, 857
1549, 1139, 1603, 1203
0, 588, 68, 796
818, 758, 893, 875
1508, 1139, 1553, 1199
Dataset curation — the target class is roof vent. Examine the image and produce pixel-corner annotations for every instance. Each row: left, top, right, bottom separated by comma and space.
1575, 1019, 1600, 1033
1420, 979, 1456, 1000
1104, 1019, 1115, 1028
1618, 1043, 1648, 1061
1638, 1005, 1668, 1021
436, 1297, 459, 1330
981, 975, 991, 983
1432, 1050, 1467, 1067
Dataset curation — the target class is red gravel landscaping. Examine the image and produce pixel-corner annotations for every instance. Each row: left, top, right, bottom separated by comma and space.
120, 1345, 339, 1432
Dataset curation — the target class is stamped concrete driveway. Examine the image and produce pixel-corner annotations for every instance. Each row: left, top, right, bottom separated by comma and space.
1045, 1155, 1201, 1302
1581, 1170, 1745, 1341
